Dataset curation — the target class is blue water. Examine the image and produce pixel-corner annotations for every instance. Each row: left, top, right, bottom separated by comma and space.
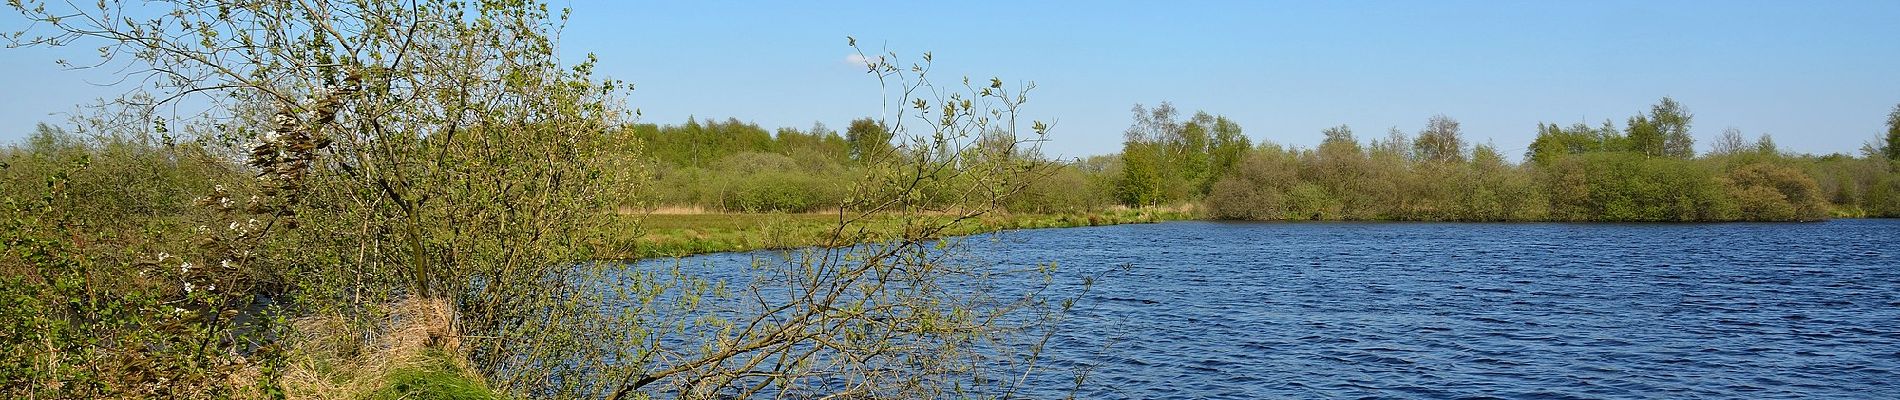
960, 220, 1900, 399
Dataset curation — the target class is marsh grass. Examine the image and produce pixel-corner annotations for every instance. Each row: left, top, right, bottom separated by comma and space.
614, 209, 1190, 259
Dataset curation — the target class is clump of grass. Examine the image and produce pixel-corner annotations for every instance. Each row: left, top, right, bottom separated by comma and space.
366, 350, 503, 400
259, 298, 502, 400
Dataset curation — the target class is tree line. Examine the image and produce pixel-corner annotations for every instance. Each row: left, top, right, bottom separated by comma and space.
614, 98, 1900, 222
1193, 98, 1900, 221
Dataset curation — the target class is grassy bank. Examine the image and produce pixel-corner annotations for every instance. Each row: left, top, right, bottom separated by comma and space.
608, 209, 1193, 258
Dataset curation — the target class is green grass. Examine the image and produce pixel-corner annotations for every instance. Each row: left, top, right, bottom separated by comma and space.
604, 209, 1192, 259
366, 350, 508, 400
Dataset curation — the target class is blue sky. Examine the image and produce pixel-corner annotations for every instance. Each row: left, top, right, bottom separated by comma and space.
5, 1, 1899, 160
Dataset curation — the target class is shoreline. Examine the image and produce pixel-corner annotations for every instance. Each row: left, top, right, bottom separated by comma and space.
609, 208, 1879, 259
608, 209, 1194, 259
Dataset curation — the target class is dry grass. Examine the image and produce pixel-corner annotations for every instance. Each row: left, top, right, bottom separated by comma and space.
234, 298, 490, 400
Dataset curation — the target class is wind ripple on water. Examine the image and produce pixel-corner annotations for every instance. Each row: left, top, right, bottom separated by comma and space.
965, 220, 1900, 399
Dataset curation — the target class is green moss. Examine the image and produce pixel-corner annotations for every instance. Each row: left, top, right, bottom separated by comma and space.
366, 350, 506, 400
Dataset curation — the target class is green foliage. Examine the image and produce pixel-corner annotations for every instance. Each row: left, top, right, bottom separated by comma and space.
1414, 115, 1467, 163
1007, 165, 1110, 214
1886, 103, 1900, 161
845, 117, 895, 162
1206, 145, 1299, 220
1543, 153, 1729, 221
1528, 121, 1622, 166
1201, 102, 1875, 223
1624, 97, 1695, 158
628, 118, 846, 168
1116, 140, 1167, 206
1114, 102, 1249, 206
368, 351, 509, 400
1721, 163, 1828, 221
7, 0, 654, 397
0, 125, 278, 398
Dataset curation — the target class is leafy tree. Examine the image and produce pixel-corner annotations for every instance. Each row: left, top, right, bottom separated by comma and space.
1757, 133, 1780, 156
1321, 124, 1358, 150
1528, 122, 1616, 166
7, 0, 655, 396
1887, 103, 1900, 161
1414, 114, 1466, 163
1115, 102, 1247, 204
1204, 115, 1251, 194
1116, 140, 1165, 206
1179, 112, 1214, 181
1654, 97, 1696, 158
1626, 97, 1694, 158
845, 117, 893, 162
1371, 126, 1412, 161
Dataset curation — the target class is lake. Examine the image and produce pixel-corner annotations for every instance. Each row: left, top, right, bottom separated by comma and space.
955, 219, 1900, 399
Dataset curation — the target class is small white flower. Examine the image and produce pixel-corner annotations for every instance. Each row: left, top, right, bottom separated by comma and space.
228, 221, 242, 231
213, 184, 226, 193
219, 197, 234, 209
156, 252, 173, 262
221, 259, 236, 270
179, 261, 194, 274
205, 284, 216, 292
183, 282, 195, 293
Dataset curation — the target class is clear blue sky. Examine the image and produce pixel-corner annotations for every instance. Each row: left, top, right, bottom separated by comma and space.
5, 1, 1899, 159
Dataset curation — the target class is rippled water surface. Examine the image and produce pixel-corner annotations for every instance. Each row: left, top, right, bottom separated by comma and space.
959, 220, 1900, 399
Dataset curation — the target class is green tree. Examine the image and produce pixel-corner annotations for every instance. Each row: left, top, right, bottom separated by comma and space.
1654, 97, 1696, 158
1204, 115, 1251, 194
1626, 115, 1662, 157
1177, 112, 1214, 191
1117, 140, 1165, 206
1886, 103, 1900, 161
1627, 97, 1694, 158
845, 117, 893, 162
1371, 126, 1412, 160
1415, 114, 1466, 163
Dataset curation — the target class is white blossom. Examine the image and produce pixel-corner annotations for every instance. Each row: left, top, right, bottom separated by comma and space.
180, 261, 194, 274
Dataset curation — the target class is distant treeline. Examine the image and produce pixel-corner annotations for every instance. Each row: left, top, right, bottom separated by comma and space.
1193, 98, 1900, 221
628, 98, 1900, 221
